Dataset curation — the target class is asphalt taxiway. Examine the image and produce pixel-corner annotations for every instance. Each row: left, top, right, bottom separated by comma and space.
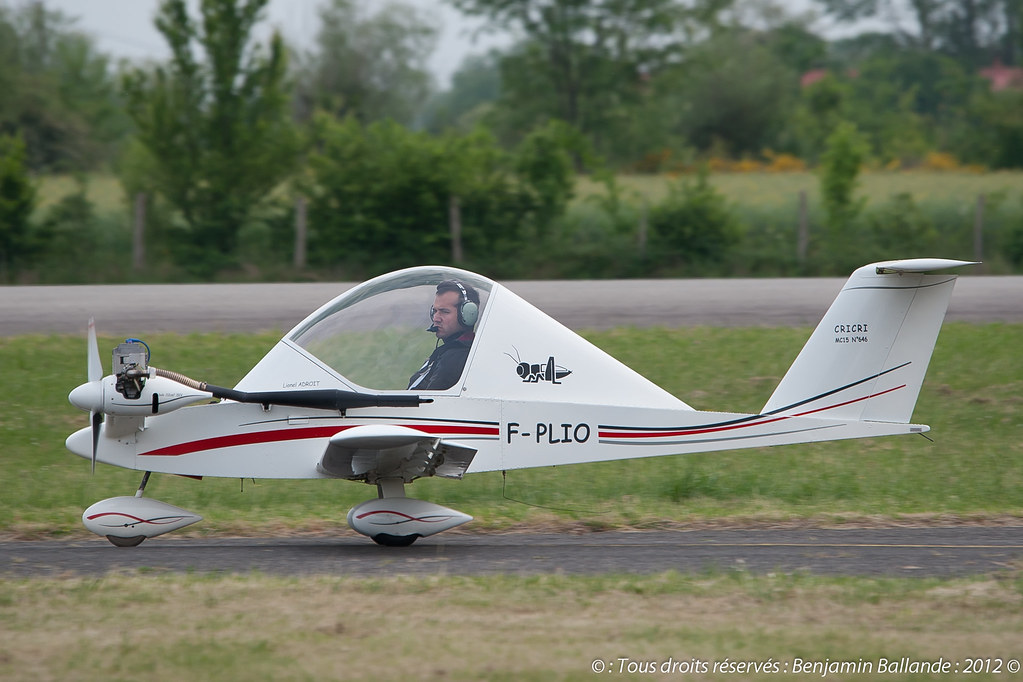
2, 274, 1021, 336
2, 527, 1021, 578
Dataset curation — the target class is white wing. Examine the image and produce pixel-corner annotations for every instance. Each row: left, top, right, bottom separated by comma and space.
317, 424, 477, 483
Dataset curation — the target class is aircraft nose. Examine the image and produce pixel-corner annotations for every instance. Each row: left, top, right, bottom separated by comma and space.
69, 381, 104, 413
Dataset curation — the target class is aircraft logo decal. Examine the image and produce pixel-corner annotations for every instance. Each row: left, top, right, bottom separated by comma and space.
506, 347, 572, 384
355, 509, 461, 527
86, 512, 194, 529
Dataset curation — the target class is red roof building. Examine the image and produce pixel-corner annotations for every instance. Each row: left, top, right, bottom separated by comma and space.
979, 60, 1023, 91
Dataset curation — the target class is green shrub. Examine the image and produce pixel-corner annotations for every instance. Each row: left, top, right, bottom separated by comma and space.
866, 192, 939, 258
304, 116, 576, 278
0, 133, 38, 279
648, 169, 740, 273
1005, 215, 1023, 268
819, 121, 868, 234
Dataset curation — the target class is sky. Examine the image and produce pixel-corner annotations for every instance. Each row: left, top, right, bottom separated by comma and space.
37, 0, 888, 88
39, 0, 507, 87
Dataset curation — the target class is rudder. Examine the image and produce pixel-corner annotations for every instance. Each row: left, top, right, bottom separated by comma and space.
761, 258, 975, 424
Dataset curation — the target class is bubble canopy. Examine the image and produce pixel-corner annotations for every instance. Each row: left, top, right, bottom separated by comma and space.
288, 267, 493, 392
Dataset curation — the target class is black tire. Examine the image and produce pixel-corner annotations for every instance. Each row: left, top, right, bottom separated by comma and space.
106, 534, 146, 547
371, 533, 419, 547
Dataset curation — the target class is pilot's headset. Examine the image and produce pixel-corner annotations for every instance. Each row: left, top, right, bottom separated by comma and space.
432, 279, 479, 329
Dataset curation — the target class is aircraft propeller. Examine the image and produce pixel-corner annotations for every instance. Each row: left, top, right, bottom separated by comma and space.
85, 318, 102, 473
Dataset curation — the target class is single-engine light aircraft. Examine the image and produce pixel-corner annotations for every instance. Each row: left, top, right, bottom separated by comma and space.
67, 258, 974, 547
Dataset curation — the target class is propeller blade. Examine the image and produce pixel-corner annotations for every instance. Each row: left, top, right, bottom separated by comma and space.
91, 411, 102, 474
87, 318, 103, 474
87, 317, 102, 383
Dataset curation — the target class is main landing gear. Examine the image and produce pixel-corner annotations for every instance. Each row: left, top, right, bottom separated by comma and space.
346, 478, 473, 547
81, 471, 203, 547
105, 472, 151, 547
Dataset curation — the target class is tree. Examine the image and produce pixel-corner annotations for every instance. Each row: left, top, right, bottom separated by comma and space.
302, 116, 575, 276
845, 49, 980, 162
649, 168, 740, 271
0, 133, 37, 279
121, 0, 298, 275
447, 0, 708, 163
819, 120, 868, 234
0, 1, 128, 172
653, 30, 798, 158
961, 88, 1023, 168
813, 0, 1022, 67
292, 0, 439, 126
765, 21, 829, 73
422, 51, 503, 133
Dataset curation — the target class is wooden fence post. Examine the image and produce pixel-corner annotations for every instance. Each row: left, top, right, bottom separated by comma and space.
132, 192, 146, 271
973, 193, 985, 266
797, 189, 809, 264
449, 195, 463, 264
638, 197, 648, 260
294, 196, 307, 270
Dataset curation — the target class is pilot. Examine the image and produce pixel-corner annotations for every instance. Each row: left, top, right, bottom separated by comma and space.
407, 279, 481, 390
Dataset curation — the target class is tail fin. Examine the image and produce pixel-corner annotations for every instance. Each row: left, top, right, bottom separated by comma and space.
762, 259, 976, 424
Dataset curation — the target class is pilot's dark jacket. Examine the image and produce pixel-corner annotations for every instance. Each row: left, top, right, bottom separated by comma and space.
407, 332, 475, 390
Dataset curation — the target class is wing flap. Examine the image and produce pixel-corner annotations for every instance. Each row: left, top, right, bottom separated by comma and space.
318, 425, 477, 483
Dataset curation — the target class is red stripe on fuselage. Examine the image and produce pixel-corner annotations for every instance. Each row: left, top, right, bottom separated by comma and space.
139, 423, 499, 457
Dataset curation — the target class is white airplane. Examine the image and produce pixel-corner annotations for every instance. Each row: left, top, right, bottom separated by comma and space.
67, 258, 974, 547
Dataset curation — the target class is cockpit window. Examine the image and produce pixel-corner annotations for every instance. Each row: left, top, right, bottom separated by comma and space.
288, 268, 492, 391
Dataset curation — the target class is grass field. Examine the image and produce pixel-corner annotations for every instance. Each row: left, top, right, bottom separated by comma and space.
3, 572, 1022, 681
2, 324, 1021, 681
2, 323, 1021, 537
576, 170, 1023, 209
40, 171, 1023, 215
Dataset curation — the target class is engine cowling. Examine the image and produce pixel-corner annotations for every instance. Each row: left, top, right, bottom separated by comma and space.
69, 375, 211, 417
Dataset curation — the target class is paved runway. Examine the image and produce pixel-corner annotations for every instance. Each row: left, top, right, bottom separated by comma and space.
2, 527, 1021, 578
2, 274, 1021, 336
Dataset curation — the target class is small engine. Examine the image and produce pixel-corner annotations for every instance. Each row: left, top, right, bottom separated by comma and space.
112, 340, 149, 399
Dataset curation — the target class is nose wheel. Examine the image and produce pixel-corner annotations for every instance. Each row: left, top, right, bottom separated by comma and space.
83, 471, 203, 546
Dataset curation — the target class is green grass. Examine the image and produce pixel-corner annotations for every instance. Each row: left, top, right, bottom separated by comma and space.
576, 171, 1023, 209
1, 571, 1021, 681
39, 170, 1023, 220
1, 323, 1021, 538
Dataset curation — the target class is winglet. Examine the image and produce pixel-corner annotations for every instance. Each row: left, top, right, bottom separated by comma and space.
874, 258, 979, 274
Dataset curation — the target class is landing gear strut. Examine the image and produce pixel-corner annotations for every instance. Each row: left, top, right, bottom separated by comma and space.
104, 471, 152, 547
